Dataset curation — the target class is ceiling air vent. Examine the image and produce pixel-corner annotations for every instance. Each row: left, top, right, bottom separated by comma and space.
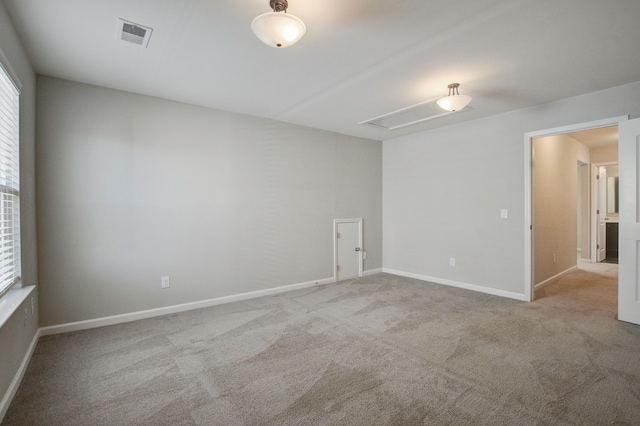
360, 98, 470, 130
117, 19, 153, 48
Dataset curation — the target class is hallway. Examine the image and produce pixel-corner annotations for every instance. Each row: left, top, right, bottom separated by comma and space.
535, 262, 618, 319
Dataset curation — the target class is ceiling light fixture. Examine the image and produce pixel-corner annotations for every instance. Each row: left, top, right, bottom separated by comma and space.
251, 0, 306, 48
436, 83, 472, 112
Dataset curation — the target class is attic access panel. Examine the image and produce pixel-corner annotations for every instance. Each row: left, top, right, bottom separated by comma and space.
360, 98, 470, 130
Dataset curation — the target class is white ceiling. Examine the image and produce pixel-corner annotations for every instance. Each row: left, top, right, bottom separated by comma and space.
4, 0, 640, 141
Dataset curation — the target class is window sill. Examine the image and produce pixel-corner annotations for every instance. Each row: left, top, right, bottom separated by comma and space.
0, 286, 35, 329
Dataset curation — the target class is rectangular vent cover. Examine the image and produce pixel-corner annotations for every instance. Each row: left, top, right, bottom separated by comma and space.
117, 19, 153, 47
360, 98, 470, 130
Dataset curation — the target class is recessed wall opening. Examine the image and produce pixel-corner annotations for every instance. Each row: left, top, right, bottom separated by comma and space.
525, 117, 623, 307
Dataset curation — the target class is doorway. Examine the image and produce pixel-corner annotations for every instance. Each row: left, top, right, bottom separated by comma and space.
334, 218, 363, 281
591, 163, 619, 264
524, 116, 625, 302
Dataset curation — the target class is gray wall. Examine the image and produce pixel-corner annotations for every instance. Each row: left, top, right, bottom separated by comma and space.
533, 134, 587, 285
0, 0, 38, 413
383, 81, 640, 296
36, 77, 382, 326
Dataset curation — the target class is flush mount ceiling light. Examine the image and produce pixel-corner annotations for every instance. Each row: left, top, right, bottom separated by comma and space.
251, 0, 306, 48
436, 83, 472, 112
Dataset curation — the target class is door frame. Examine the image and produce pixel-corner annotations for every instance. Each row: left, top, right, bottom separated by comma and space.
524, 115, 628, 302
618, 118, 640, 324
333, 218, 363, 282
591, 162, 618, 263
577, 160, 589, 262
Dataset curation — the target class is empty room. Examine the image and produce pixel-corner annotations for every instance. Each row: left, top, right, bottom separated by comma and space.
1, 0, 640, 424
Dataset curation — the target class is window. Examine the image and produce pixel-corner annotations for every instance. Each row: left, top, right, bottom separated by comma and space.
0, 62, 20, 298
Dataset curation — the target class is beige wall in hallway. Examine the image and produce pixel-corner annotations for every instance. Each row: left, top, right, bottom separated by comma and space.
591, 145, 618, 164
533, 134, 588, 285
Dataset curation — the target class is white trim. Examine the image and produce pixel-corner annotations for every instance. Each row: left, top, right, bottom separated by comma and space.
534, 266, 578, 291
39, 270, 383, 337
524, 116, 629, 140
0, 328, 39, 422
39, 276, 335, 336
524, 116, 628, 302
0, 47, 22, 93
1, 270, 388, 419
382, 268, 529, 302
359, 96, 458, 130
577, 162, 592, 264
524, 133, 533, 302
333, 218, 364, 282
363, 268, 383, 277
0, 286, 35, 329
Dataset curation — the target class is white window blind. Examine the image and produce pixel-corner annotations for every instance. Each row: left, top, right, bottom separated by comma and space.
0, 63, 20, 298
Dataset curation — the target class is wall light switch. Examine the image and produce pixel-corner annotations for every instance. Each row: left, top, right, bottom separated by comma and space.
450, 257, 456, 267
501, 209, 508, 219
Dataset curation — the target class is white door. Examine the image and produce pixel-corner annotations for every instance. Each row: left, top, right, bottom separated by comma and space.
334, 219, 362, 281
597, 166, 607, 262
619, 117, 640, 325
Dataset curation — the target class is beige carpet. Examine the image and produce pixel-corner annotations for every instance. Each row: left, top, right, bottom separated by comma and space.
4, 269, 640, 425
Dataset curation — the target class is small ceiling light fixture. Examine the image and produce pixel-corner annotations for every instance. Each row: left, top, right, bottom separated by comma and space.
251, 0, 306, 48
436, 83, 472, 112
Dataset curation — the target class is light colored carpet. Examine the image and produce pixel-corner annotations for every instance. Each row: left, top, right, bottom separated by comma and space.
4, 270, 640, 425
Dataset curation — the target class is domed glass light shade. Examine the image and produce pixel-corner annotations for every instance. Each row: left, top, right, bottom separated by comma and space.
436, 83, 472, 112
251, 0, 306, 48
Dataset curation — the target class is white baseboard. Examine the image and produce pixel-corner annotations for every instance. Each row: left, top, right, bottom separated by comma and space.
40, 276, 336, 336
3, 271, 390, 419
382, 268, 529, 302
0, 328, 40, 422
534, 266, 578, 291
363, 268, 383, 277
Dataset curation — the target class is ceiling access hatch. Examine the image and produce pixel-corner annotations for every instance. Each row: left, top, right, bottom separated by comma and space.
360, 98, 470, 130
116, 19, 153, 47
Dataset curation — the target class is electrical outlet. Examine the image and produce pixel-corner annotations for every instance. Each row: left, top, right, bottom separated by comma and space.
501, 209, 508, 219
553, 253, 557, 263
450, 257, 456, 267
161, 276, 171, 289
24, 307, 28, 327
